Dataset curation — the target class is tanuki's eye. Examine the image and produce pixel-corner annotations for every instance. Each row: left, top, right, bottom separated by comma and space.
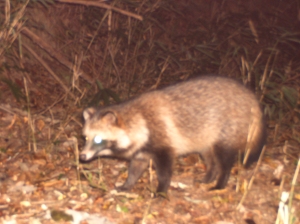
93, 135, 106, 145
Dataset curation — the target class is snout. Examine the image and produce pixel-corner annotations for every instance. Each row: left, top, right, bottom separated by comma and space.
79, 153, 88, 161
79, 148, 95, 161
80, 147, 113, 162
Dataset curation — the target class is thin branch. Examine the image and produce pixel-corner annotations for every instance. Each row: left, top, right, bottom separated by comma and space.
21, 27, 93, 84
22, 43, 76, 100
56, 0, 143, 21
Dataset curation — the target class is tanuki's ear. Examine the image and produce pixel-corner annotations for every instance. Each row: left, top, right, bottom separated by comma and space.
101, 111, 118, 126
83, 107, 96, 121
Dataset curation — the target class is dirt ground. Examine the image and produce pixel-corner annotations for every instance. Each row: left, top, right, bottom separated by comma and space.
0, 105, 299, 224
0, 0, 300, 223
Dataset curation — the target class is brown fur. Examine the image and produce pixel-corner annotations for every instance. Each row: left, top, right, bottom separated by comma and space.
80, 75, 266, 194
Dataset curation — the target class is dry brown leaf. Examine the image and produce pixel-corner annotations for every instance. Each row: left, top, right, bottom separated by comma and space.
36, 119, 45, 131
33, 159, 47, 166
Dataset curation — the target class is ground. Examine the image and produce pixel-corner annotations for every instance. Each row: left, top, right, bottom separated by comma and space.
0, 86, 299, 223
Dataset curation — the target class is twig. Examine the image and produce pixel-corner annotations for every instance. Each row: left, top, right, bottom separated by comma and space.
288, 157, 300, 223
24, 77, 37, 152
237, 145, 266, 209
142, 198, 152, 224
21, 27, 93, 84
150, 56, 170, 90
149, 159, 154, 198
4, 0, 10, 25
248, 145, 266, 190
53, 115, 73, 142
243, 108, 258, 165
0, 0, 28, 56
56, 0, 143, 21
108, 47, 121, 82
37, 93, 68, 115
22, 43, 76, 100
72, 136, 82, 192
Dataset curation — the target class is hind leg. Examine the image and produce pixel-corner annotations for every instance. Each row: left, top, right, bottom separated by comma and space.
210, 144, 236, 190
198, 150, 218, 183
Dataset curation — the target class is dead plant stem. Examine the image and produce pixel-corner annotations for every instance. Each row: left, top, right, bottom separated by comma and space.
21, 27, 93, 84
237, 145, 266, 209
57, 0, 143, 21
73, 136, 82, 192
248, 145, 266, 190
22, 43, 76, 100
288, 158, 300, 223
24, 77, 37, 152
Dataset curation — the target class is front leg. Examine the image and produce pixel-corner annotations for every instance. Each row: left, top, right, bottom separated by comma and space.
116, 152, 150, 191
153, 147, 174, 194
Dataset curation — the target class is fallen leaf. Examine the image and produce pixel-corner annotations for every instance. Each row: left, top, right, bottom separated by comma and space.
36, 119, 45, 131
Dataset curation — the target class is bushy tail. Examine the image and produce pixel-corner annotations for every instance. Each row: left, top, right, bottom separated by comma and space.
243, 112, 267, 168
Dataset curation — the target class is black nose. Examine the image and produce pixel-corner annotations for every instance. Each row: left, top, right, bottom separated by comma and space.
79, 154, 86, 161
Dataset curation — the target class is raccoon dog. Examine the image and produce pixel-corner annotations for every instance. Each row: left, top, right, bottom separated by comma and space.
80, 75, 266, 194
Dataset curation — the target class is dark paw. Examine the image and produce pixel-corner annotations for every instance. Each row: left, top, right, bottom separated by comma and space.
208, 185, 225, 191
195, 177, 214, 184
153, 191, 169, 200
115, 185, 131, 192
